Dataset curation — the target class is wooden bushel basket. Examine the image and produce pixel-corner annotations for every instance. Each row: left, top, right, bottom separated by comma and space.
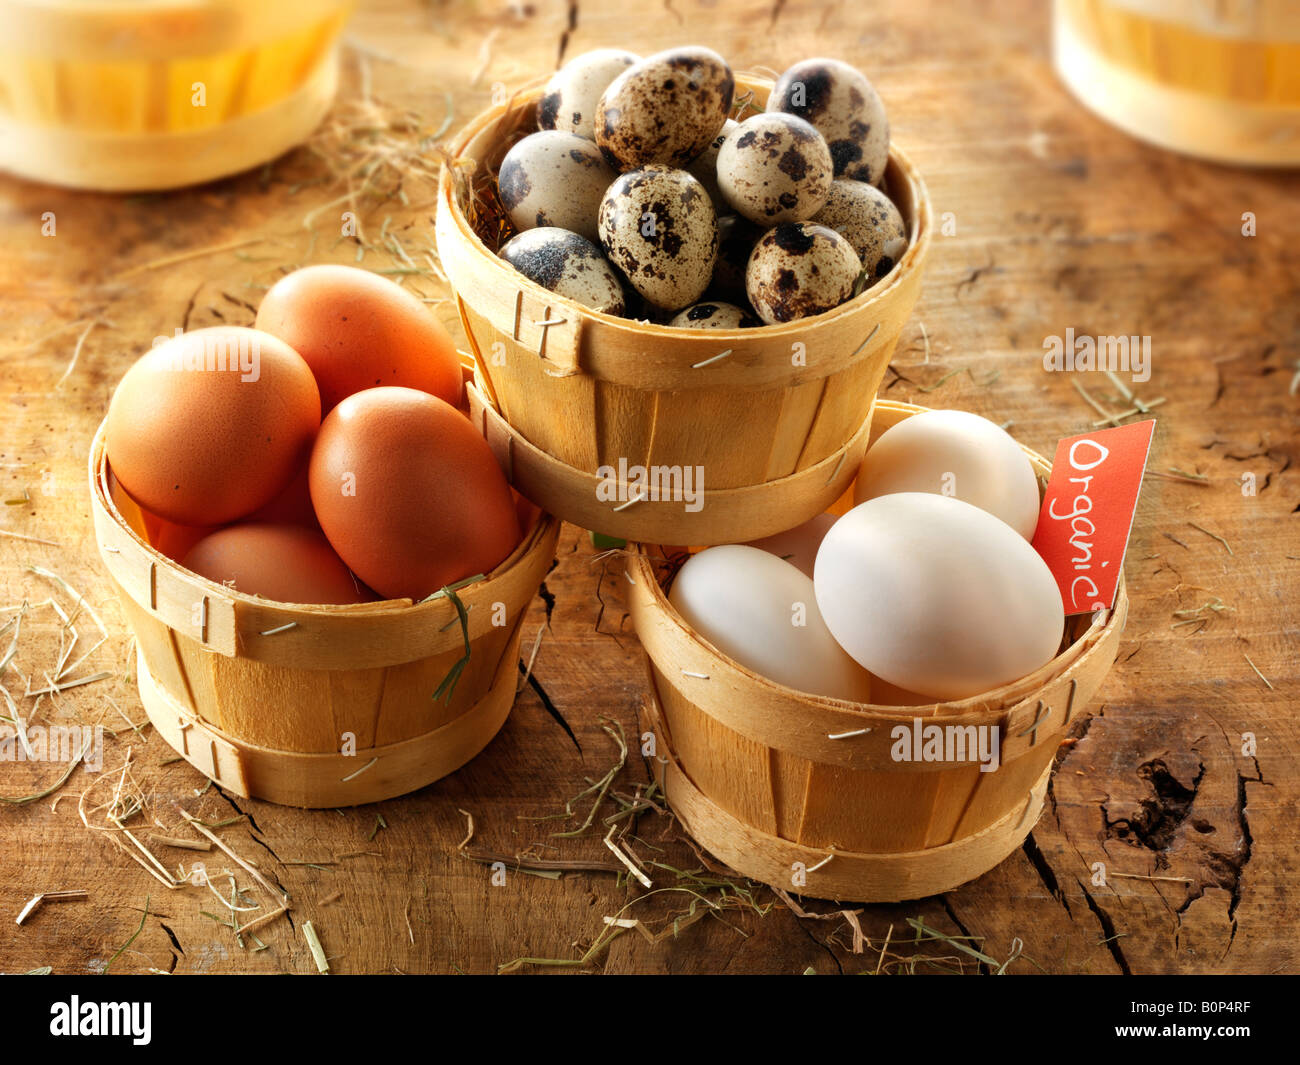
627, 400, 1129, 902
436, 75, 931, 545
0, 0, 350, 191
88, 422, 559, 808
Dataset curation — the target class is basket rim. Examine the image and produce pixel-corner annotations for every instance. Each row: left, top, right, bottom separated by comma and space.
87, 416, 559, 624
626, 398, 1130, 721
437, 72, 932, 342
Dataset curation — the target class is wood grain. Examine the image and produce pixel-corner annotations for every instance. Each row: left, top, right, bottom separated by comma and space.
0, 0, 1295, 975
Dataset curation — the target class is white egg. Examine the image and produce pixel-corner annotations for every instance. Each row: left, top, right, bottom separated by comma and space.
813, 493, 1065, 701
853, 410, 1042, 540
669, 545, 873, 702
743, 511, 838, 578
867, 673, 936, 706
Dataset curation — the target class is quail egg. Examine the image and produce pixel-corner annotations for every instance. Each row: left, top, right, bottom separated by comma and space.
668, 301, 760, 329
595, 46, 734, 171
497, 130, 616, 243
768, 57, 890, 185
538, 48, 639, 141
709, 214, 763, 303
812, 179, 908, 282
716, 112, 833, 225
746, 222, 862, 324
598, 165, 717, 311
687, 118, 736, 212
499, 227, 627, 315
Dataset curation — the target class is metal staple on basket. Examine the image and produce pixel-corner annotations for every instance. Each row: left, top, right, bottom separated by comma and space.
691, 348, 734, 369
1016, 700, 1051, 745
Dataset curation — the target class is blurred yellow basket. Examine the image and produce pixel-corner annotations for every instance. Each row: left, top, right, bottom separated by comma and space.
1054, 0, 1300, 165
0, 0, 352, 190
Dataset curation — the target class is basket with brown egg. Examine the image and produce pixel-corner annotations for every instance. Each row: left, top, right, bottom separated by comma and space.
90, 267, 558, 808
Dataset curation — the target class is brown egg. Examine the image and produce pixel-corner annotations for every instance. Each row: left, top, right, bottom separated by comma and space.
105, 327, 320, 526
154, 519, 222, 563
108, 470, 222, 560
255, 265, 464, 413
309, 387, 521, 601
513, 490, 542, 537
183, 524, 372, 604
246, 460, 318, 528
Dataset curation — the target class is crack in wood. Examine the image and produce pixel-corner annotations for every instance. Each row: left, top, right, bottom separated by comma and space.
1075, 875, 1131, 975
519, 664, 581, 754
1021, 832, 1071, 915
939, 897, 987, 974
557, 0, 578, 68
159, 921, 184, 956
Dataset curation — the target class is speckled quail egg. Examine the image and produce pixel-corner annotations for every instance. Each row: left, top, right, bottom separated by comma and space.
595, 46, 734, 171
499, 227, 626, 315
812, 179, 908, 283
687, 118, 736, 212
497, 131, 616, 243
768, 57, 890, 185
668, 301, 760, 329
598, 165, 717, 310
746, 222, 862, 324
716, 112, 833, 225
538, 48, 639, 141
709, 214, 763, 303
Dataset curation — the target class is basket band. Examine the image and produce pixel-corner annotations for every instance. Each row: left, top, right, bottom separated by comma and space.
467, 383, 873, 545
638, 692, 1050, 903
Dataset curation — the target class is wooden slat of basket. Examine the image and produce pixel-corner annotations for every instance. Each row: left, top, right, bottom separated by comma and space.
796, 764, 947, 852
765, 378, 830, 480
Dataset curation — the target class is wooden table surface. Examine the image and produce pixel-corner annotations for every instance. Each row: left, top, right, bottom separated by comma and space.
1, 0, 1296, 976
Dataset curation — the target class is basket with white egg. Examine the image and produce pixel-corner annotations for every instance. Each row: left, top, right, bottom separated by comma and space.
89, 422, 560, 809
0, 0, 350, 191
435, 54, 930, 545
626, 400, 1129, 903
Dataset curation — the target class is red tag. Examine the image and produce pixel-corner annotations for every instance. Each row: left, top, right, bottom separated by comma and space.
1031, 420, 1155, 615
